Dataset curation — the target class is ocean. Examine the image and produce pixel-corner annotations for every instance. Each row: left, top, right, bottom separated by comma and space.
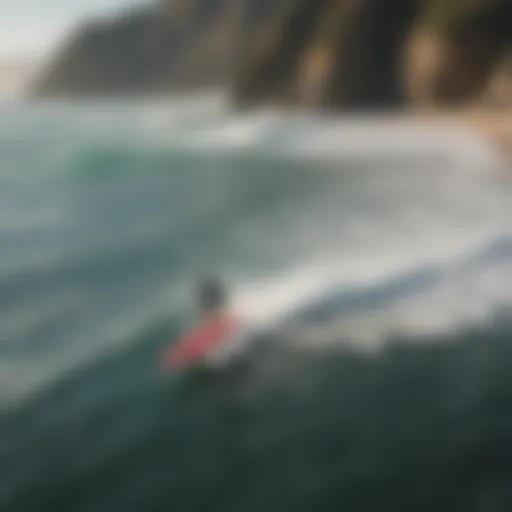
0, 97, 511, 511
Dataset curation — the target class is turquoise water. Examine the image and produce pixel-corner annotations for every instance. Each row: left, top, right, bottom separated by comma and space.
1, 99, 512, 511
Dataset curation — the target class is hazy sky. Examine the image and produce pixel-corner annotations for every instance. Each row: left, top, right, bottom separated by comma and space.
0, 0, 150, 58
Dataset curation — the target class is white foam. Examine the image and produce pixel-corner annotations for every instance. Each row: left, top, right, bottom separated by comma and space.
159, 109, 506, 173
290, 258, 512, 353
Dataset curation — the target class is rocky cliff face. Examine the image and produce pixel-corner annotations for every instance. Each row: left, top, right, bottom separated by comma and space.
403, 0, 512, 108
484, 53, 512, 108
31, 0, 286, 97
404, 30, 502, 108
233, 0, 512, 110
32, 0, 512, 108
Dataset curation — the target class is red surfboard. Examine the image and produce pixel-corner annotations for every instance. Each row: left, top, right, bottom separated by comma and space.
162, 313, 241, 370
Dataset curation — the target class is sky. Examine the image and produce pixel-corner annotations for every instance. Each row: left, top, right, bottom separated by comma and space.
0, 0, 150, 59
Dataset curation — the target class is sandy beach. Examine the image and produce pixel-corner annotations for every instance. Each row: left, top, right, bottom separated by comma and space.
465, 111, 512, 161
415, 108, 512, 162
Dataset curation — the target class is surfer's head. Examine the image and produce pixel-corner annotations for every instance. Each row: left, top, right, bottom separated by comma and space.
197, 277, 227, 315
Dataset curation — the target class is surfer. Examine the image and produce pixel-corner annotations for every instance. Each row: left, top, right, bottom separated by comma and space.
161, 277, 240, 371
159, 279, 249, 458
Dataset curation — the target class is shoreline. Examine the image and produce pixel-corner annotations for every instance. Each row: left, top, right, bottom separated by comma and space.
464, 112, 512, 162
411, 108, 512, 163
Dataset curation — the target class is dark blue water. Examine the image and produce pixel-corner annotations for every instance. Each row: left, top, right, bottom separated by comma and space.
1, 100, 512, 511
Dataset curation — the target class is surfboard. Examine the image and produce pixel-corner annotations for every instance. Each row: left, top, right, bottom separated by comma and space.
162, 313, 242, 371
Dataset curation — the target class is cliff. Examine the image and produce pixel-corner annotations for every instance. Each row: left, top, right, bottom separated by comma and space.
233, 0, 512, 110
31, 0, 286, 97
31, 0, 512, 111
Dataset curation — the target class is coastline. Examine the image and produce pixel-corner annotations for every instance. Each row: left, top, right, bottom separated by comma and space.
463, 111, 512, 161
411, 108, 512, 163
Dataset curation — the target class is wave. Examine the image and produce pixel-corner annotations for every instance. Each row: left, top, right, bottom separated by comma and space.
1, 99, 512, 512
2, 293, 512, 511
2, 99, 507, 180
0, 99, 510, 411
